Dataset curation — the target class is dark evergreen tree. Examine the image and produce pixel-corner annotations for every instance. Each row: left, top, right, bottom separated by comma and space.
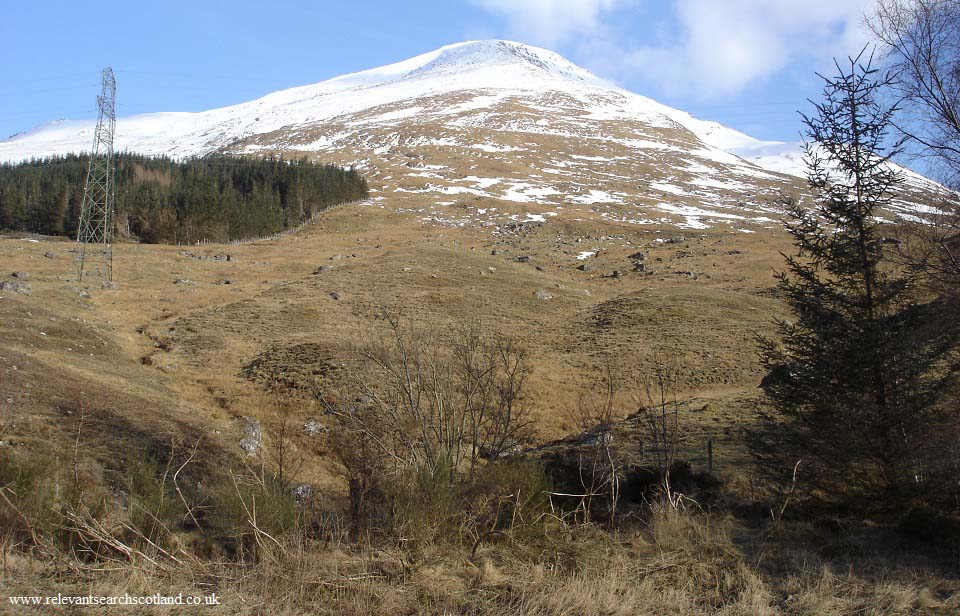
0, 153, 368, 243
752, 50, 959, 507
0, 182, 11, 229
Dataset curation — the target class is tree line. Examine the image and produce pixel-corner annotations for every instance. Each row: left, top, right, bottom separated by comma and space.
0, 153, 368, 244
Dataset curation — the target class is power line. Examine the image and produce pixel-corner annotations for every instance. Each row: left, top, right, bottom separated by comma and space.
0, 109, 95, 122
0, 83, 100, 97
75, 68, 117, 285
115, 68, 304, 85
7, 72, 101, 85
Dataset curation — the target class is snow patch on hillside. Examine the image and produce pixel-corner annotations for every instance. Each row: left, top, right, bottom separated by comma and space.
0, 39, 774, 170
0, 38, 945, 223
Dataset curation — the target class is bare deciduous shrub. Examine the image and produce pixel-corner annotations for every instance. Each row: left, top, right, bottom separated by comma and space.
326, 422, 386, 536
557, 361, 690, 523
634, 362, 693, 510
323, 310, 537, 542
264, 395, 303, 490
339, 311, 471, 477
563, 365, 628, 523
870, 0, 960, 186
328, 313, 528, 476
451, 322, 531, 471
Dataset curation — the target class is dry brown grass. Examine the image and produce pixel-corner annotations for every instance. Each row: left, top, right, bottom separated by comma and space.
0, 198, 793, 492
1, 200, 955, 614
3, 502, 955, 615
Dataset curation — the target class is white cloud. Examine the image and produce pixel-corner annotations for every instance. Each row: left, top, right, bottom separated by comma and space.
470, 0, 628, 46
624, 0, 873, 97
473, 0, 874, 98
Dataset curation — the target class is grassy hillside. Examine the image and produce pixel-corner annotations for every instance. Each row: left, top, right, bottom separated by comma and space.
1, 201, 957, 614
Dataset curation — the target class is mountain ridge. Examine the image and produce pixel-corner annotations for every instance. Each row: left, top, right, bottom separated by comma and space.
0, 40, 943, 230
0, 40, 779, 169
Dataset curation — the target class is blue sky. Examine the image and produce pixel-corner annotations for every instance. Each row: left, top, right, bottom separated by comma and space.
2, 0, 874, 145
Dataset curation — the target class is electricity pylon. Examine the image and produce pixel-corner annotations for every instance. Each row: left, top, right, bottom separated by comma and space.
76, 67, 117, 284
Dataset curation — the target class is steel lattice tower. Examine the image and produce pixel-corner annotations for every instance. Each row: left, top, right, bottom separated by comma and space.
76, 67, 117, 283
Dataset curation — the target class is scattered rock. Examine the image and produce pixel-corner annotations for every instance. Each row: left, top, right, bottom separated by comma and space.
534, 290, 553, 301
174, 278, 196, 286
401, 267, 412, 272
490, 249, 501, 255
535, 265, 545, 272
43, 251, 56, 259
329, 291, 341, 301
101, 281, 119, 290
304, 420, 329, 436
479, 439, 522, 459
239, 417, 262, 457
579, 430, 615, 447
313, 265, 331, 274
159, 364, 178, 373
11, 271, 27, 279
487, 266, 497, 273
610, 270, 624, 278
0, 281, 30, 295
330, 254, 347, 261
78, 290, 91, 299
633, 262, 646, 272
666, 236, 686, 244
577, 263, 593, 272
628, 251, 646, 261
516, 255, 531, 263
214, 278, 233, 285
291, 483, 314, 503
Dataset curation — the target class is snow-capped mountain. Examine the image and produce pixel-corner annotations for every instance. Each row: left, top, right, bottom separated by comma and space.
0, 40, 942, 230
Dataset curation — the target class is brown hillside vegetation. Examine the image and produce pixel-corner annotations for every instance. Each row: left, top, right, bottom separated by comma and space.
1, 200, 958, 614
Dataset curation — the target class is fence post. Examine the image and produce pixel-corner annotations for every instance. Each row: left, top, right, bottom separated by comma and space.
707, 438, 714, 474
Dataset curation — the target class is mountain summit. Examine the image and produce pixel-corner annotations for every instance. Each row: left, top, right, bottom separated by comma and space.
330, 40, 608, 88
0, 40, 938, 229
